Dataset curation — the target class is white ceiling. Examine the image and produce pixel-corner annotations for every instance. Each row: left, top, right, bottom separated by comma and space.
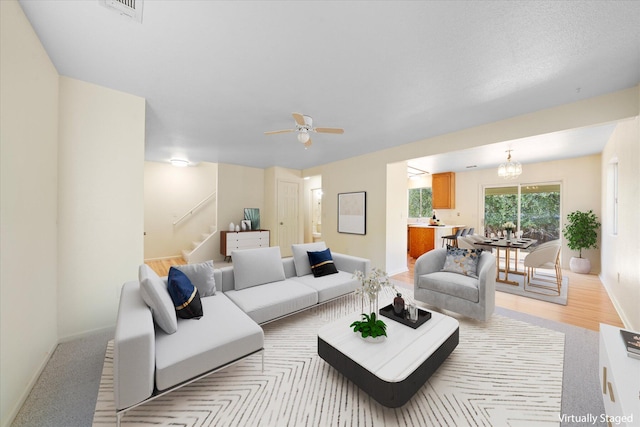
18, 1, 640, 170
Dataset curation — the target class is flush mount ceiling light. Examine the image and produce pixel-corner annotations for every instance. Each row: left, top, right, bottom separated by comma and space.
497, 149, 522, 179
169, 158, 189, 167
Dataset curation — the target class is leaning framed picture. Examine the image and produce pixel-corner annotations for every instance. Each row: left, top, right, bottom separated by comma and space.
338, 191, 366, 235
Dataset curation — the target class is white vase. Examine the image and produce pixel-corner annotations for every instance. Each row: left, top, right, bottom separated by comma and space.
570, 257, 591, 274
228, 222, 235, 231
235, 225, 240, 232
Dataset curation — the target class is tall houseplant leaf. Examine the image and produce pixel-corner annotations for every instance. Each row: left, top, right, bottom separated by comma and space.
562, 210, 600, 258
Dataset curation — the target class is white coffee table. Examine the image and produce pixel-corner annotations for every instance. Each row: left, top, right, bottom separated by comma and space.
317, 309, 459, 408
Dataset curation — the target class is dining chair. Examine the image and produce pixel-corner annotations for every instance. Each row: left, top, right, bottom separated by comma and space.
467, 228, 474, 236
460, 228, 468, 237
523, 240, 562, 295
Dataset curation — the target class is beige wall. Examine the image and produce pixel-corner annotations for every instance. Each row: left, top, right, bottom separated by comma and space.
57, 77, 145, 339
215, 163, 265, 261
144, 161, 218, 259
600, 116, 640, 330
0, 1, 59, 424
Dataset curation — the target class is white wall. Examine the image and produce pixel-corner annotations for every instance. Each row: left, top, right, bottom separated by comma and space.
57, 77, 145, 339
144, 161, 217, 259
386, 162, 409, 275
600, 116, 640, 330
0, 1, 59, 424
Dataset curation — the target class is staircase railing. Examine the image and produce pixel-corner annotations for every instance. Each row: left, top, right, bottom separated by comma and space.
173, 191, 216, 226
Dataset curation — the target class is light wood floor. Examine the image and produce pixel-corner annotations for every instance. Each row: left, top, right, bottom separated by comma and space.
393, 255, 624, 332
146, 255, 624, 332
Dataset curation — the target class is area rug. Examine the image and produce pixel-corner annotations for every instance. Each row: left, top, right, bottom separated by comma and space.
495, 270, 569, 305
93, 289, 564, 427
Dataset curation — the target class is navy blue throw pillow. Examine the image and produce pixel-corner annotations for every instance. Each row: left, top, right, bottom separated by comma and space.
307, 248, 338, 278
168, 267, 203, 319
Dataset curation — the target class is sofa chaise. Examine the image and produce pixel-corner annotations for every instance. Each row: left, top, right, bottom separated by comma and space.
114, 243, 369, 425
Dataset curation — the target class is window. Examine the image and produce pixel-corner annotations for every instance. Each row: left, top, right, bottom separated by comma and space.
484, 183, 561, 244
408, 187, 432, 218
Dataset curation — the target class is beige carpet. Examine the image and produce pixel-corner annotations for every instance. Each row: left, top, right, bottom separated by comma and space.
93, 290, 564, 426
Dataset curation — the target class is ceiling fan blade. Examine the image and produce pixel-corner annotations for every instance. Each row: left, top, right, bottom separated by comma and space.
264, 129, 295, 135
304, 138, 313, 149
314, 127, 344, 134
292, 113, 306, 126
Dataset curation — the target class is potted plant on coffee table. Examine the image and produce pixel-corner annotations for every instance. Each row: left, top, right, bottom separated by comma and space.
352, 268, 394, 342
562, 209, 601, 273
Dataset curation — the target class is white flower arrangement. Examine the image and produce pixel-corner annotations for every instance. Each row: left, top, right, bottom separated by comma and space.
354, 268, 394, 314
502, 221, 516, 231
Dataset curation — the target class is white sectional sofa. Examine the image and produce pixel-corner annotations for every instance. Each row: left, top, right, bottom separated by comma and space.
114, 243, 369, 425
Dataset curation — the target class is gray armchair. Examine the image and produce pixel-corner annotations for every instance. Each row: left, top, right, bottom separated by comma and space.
414, 248, 496, 321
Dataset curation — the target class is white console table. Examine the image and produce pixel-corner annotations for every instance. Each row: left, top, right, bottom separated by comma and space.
599, 323, 640, 426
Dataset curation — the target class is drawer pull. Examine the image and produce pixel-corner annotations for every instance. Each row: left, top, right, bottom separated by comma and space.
607, 382, 615, 403
602, 366, 607, 395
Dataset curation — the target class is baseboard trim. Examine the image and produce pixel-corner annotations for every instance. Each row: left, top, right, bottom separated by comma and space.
58, 324, 115, 344
3, 340, 57, 427
599, 273, 633, 329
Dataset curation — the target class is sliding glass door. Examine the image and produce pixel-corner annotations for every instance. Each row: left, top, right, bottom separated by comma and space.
483, 183, 561, 244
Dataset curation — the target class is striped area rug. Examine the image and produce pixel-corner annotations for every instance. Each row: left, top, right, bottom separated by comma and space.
93, 288, 564, 426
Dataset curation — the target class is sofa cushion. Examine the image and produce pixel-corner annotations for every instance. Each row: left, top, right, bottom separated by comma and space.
291, 271, 358, 303
307, 248, 338, 277
417, 271, 480, 303
138, 264, 178, 334
291, 242, 327, 277
441, 245, 483, 278
232, 246, 286, 290
225, 279, 318, 324
154, 293, 264, 391
174, 260, 216, 296
168, 267, 203, 319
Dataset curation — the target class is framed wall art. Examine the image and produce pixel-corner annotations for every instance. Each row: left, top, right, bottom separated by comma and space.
338, 191, 366, 235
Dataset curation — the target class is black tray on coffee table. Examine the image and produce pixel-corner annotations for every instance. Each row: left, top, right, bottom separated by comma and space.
379, 304, 431, 329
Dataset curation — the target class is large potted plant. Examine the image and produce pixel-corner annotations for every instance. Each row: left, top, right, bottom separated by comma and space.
562, 210, 601, 273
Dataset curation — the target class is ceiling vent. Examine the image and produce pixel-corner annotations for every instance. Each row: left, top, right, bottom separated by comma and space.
99, 0, 144, 23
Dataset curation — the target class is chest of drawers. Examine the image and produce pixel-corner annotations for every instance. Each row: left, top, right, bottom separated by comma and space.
220, 230, 270, 260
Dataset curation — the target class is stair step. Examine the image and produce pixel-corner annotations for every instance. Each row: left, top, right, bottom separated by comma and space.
181, 249, 191, 262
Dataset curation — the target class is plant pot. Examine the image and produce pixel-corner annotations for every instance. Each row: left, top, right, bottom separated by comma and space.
569, 256, 591, 274
361, 335, 386, 344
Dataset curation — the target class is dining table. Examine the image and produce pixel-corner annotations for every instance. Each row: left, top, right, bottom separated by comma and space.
474, 237, 537, 285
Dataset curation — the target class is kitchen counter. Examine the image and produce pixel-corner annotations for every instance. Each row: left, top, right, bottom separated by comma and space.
407, 224, 465, 258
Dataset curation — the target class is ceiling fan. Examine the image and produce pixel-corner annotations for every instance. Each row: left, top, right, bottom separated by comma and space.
264, 113, 344, 148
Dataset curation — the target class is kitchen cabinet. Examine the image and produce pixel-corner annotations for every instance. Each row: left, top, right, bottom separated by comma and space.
409, 226, 435, 258
432, 172, 455, 209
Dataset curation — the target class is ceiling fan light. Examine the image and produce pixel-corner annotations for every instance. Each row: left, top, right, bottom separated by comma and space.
297, 131, 310, 143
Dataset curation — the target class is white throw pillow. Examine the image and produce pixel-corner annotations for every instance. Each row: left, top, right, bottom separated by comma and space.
175, 260, 216, 296
291, 242, 327, 277
138, 264, 178, 334
232, 246, 286, 290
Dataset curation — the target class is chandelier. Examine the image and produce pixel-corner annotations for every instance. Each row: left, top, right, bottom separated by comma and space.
497, 149, 522, 179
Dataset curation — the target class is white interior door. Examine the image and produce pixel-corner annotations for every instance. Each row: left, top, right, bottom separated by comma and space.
277, 180, 300, 257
